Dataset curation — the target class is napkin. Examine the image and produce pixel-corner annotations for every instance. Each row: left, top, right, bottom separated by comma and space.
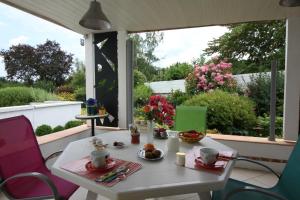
61, 156, 142, 187
185, 147, 234, 174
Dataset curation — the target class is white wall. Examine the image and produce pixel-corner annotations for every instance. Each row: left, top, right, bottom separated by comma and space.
214, 139, 293, 173
0, 101, 82, 129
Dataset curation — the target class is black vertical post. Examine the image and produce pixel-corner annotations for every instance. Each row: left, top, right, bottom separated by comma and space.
126, 39, 134, 127
91, 118, 95, 136
269, 60, 277, 141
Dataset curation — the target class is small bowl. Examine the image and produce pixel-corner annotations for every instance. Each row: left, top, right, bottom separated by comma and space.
113, 141, 125, 149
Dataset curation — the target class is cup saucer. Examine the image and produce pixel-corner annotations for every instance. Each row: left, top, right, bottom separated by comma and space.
85, 159, 116, 172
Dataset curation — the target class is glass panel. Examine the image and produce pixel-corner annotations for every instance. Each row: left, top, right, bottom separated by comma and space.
96, 38, 108, 50
102, 53, 115, 72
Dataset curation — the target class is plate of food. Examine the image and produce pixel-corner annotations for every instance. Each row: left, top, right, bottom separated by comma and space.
179, 130, 205, 143
138, 143, 164, 161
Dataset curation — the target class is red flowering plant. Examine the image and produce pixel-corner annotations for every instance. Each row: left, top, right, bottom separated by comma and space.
143, 95, 175, 128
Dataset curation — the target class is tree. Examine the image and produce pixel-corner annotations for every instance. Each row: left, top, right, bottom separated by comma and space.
0, 44, 38, 85
36, 40, 73, 86
70, 58, 86, 89
164, 62, 193, 80
0, 40, 73, 86
129, 32, 163, 81
204, 20, 285, 72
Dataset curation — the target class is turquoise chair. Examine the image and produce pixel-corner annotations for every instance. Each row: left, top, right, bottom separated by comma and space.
212, 138, 300, 200
174, 106, 207, 133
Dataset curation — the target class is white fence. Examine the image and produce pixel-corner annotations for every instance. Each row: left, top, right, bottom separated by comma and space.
0, 101, 82, 130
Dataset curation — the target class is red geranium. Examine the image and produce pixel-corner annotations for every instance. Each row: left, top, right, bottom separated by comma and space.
143, 95, 175, 127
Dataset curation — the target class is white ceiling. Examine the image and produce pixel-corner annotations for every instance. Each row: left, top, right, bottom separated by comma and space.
1, 0, 300, 35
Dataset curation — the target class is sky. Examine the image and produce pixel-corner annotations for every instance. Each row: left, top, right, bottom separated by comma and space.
0, 2, 228, 77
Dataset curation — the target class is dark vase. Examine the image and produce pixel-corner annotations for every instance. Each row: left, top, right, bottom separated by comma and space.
87, 105, 97, 116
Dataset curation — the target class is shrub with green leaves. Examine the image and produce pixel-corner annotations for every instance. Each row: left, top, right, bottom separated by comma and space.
133, 84, 153, 107
0, 87, 57, 107
33, 80, 55, 92
246, 72, 284, 116
52, 125, 65, 132
65, 120, 84, 129
257, 115, 283, 138
74, 87, 86, 102
167, 90, 189, 107
134, 70, 147, 87
183, 90, 256, 133
35, 124, 52, 136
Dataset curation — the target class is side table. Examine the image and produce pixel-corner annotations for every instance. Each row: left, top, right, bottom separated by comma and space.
75, 114, 108, 136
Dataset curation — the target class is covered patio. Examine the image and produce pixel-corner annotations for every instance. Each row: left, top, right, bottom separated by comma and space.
0, 0, 300, 200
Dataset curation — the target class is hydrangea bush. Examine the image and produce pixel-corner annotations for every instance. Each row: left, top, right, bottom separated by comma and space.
186, 58, 236, 94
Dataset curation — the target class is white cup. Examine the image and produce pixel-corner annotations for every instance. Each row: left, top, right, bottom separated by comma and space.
200, 148, 219, 165
166, 131, 179, 152
90, 149, 110, 168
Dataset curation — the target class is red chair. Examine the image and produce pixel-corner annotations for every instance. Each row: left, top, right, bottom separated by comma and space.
0, 116, 78, 200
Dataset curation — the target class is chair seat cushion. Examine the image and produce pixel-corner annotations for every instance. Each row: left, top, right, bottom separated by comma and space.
5, 167, 78, 200
212, 178, 289, 200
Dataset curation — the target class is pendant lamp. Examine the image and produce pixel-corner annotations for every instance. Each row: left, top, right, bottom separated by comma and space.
79, 0, 111, 30
279, 0, 300, 7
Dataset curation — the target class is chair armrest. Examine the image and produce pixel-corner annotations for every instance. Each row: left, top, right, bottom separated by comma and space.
44, 150, 63, 163
0, 172, 61, 200
235, 157, 280, 178
225, 186, 288, 200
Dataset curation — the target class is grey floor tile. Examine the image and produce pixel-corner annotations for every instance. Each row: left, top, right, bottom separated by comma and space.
230, 167, 268, 181
252, 173, 278, 187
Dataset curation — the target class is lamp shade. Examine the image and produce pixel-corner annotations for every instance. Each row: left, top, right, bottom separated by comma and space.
279, 0, 300, 7
79, 0, 111, 30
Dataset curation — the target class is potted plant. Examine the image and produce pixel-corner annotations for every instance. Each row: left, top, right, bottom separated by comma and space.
86, 98, 97, 116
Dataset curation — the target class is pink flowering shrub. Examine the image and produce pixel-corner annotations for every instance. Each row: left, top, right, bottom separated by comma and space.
186, 59, 236, 94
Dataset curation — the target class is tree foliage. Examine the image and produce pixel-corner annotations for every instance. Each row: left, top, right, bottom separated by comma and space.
153, 62, 193, 81
134, 69, 147, 87
70, 59, 86, 89
164, 62, 193, 80
0, 40, 73, 86
246, 72, 284, 116
1, 44, 37, 85
129, 32, 163, 81
204, 20, 285, 72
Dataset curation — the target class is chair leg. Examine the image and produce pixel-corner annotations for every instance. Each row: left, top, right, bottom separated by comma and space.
198, 191, 211, 200
86, 190, 98, 200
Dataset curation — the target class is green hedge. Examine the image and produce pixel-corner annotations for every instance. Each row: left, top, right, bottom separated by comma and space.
0, 87, 57, 107
65, 120, 84, 129
53, 125, 65, 132
35, 125, 52, 136
183, 90, 257, 133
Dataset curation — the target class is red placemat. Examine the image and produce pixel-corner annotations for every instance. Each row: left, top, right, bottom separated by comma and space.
185, 147, 234, 175
60, 156, 142, 187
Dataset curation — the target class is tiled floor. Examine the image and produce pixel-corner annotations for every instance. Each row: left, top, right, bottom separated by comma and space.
0, 167, 278, 200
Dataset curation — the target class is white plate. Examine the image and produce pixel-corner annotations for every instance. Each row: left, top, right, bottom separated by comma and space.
137, 148, 164, 161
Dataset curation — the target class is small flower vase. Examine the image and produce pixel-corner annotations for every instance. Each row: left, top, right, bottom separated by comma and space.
146, 120, 154, 144
87, 105, 97, 116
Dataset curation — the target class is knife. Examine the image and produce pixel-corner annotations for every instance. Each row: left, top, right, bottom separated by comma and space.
95, 162, 130, 182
